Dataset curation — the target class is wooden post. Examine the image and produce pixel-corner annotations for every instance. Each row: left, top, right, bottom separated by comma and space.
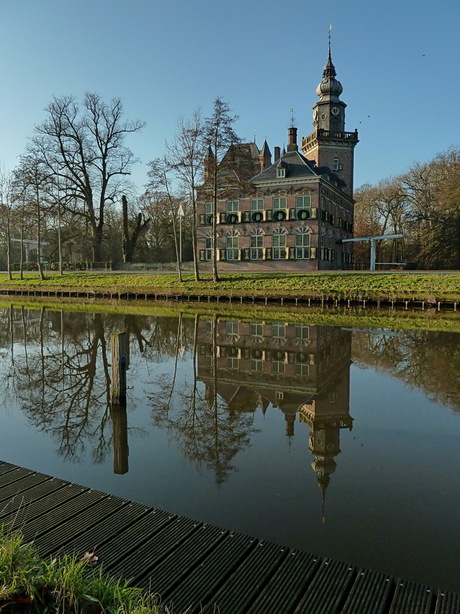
111, 332, 129, 474
111, 332, 127, 405
110, 403, 129, 475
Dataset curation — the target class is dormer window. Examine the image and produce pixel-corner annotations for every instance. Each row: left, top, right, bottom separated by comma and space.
276, 168, 286, 178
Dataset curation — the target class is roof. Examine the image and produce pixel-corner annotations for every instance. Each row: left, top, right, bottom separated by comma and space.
252, 149, 346, 189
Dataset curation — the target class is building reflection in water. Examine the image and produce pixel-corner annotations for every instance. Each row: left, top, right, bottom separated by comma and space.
196, 317, 353, 507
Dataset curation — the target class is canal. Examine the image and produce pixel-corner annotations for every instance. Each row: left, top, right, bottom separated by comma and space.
0, 304, 459, 593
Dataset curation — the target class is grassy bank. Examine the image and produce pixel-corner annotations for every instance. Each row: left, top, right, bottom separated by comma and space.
0, 271, 460, 301
0, 525, 161, 613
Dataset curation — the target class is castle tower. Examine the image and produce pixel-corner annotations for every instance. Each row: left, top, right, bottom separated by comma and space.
301, 47, 358, 197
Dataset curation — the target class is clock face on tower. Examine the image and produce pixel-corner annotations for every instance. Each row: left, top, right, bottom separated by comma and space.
331, 106, 340, 116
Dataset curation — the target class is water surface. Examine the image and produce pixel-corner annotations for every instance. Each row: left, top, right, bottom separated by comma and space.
0, 306, 459, 593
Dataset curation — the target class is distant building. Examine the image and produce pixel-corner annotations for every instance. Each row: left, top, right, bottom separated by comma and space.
197, 48, 358, 271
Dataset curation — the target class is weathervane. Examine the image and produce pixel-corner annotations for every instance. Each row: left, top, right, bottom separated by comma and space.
289, 108, 296, 128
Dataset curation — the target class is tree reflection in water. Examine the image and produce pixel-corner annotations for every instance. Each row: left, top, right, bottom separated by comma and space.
1, 304, 460, 489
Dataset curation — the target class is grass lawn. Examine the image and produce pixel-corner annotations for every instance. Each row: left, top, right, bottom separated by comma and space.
0, 271, 459, 301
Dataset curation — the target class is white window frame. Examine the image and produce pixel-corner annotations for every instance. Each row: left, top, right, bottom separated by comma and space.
226, 200, 239, 213
272, 197, 287, 210
226, 235, 239, 261
250, 198, 263, 211
250, 232, 263, 260
272, 233, 286, 260
295, 228, 310, 259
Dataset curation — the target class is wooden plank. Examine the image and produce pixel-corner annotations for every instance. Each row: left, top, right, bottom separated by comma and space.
48, 501, 152, 559
388, 579, 435, 613
248, 550, 319, 613
294, 558, 356, 613
165, 532, 257, 614
95, 509, 177, 569
342, 568, 394, 614
0, 467, 34, 493
0, 473, 55, 505
435, 591, 460, 613
0, 482, 87, 526
34, 496, 128, 556
108, 516, 200, 582
139, 524, 227, 594
13, 489, 106, 542
201, 541, 288, 614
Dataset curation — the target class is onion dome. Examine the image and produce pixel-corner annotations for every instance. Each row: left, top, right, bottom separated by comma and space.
316, 49, 343, 102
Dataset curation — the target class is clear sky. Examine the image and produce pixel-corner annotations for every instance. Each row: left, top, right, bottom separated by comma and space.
1, 0, 458, 193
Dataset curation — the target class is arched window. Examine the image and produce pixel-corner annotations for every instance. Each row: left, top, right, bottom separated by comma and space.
272, 227, 287, 260
226, 228, 240, 261
295, 227, 310, 259
250, 228, 264, 260
204, 232, 212, 261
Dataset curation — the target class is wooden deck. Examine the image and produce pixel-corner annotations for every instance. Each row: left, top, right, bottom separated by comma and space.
1, 460, 459, 613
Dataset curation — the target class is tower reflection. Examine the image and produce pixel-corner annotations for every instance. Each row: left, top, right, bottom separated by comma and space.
197, 317, 353, 502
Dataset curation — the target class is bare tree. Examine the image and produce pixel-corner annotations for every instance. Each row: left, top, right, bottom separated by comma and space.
165, 110, 205, 280
146, 158, 185, 282
0, 169, 14, 280
29, 93, 144, 262
202, 98, 241, 282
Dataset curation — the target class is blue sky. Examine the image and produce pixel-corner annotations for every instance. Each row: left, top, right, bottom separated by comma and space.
1, 0, 458, 193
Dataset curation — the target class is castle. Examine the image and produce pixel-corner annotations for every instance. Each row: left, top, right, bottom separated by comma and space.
197, 48, 358, 271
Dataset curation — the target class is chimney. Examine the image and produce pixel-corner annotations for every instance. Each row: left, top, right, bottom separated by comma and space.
287, 127, 298, 152
274, 146, 280, 162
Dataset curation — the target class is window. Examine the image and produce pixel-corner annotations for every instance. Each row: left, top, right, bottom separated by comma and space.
204, 234, 212, 261
226, 321, 239, 336
272, 197, 286, 210
226, 200, 239, 213
227, 357, 239, 370
295, 363, 309, 376
250, 199, 263, 211
250, 234, 263, 260
205, 202, 213, 214
295, 229, 310, 259
296, 195, 311, 209
332, 158, 340, 172
272, 233, 286, 259
276, 168, 286, 178
272, 360, 285, 374
226, 235, 239, 260
272, 322, 286, 339
250, 322, 263, 338
250, 359, 263, 372
295, 324, 310, 342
